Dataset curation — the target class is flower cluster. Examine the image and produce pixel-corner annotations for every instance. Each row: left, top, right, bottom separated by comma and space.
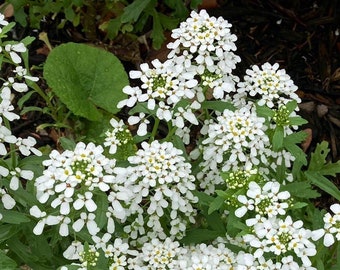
117, 10, 242, 147
168, 9, 241, 100
237, 63, 301, 108
244, 215, 317, 267
235, 181, 290, 218
120, 140, 198, 243
32, 142, 130, 236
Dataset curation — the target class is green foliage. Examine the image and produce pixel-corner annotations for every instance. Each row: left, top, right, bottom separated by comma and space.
5, 0, 203, 49
44, 43, 128, 121
305, 142, 340, 200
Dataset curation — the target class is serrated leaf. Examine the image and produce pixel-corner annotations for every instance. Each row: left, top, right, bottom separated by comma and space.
121, 0, 152, 23
318, 161, 340, 176
283, 181, 320, 199
284, 130, 308, 144
44, 43, 128, 121
308, 141, 330, 170
159, 13, 179, 30
305, 171, 340, 201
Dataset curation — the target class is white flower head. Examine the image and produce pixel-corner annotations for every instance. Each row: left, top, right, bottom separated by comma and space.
5, 43, 27, 64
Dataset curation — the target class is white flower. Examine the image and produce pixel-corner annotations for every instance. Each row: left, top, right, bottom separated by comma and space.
9, 167, 34, 190
128, 113, 150, 136
16, 136, 42, 156
0, 188, 16, 209
73, 192, 97, 212
30, 205, 59, 235
238, 63, 300, 108
63, 241, 84, 260
0, 125, 17, 155
117, 86, 147, 108
0, 14, 9, 27
5, 43, 27, 64
13, 66, 39, 82
0, 87, 20, 121
51, 194, 73, 215
72, 212, 99, 235
122, 140, 198, 240
59, 216, 71, 236
200, 104, 270, 176
312, 203, 340, 247
104, 118, 132, 154
92, 233, 112, 249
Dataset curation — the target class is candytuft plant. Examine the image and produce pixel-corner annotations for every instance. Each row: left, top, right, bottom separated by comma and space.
0, 8, 340, 270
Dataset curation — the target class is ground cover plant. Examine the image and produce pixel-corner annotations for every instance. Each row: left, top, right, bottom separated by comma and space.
0, 5, 340, 270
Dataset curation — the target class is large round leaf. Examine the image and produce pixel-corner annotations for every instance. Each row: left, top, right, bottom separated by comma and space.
44, 43, 128, 121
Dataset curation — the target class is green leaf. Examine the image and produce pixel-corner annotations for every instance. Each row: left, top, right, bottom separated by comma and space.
308, 141, 340, 175
44, 43, 128, 121
272, 126, 284, 151
283, 181, 320, 199
0, 224, 21, 243
0, 250, 17, 270
308, 141, 330, 170
205, 211, 226, 233
159, 13, 179, 30
285, 100, 298, 113
192, 190, 214, 207
181, 229, 223, 245
105, 18, 122, 40
305, 171, 340, 201
94, 192, 109, 229
0, 210, 30, 224
290, 202, 308, 209
121, 0, 152, 23
255, 103, 274, 118
151, 9, 164, 49
284, 142, 307, 165
59, 137, 76, 151
190, 0, 203, 8
284, 130, 308, 145
289, 116, 308, 126
201, 100, 235, 112
17, 91, 35, 109
208, 196, 225, 214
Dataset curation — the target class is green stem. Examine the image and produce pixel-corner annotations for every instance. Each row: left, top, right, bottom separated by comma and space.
29, 82, 59, 122
165, 123, 177, 141
150, 117, 160, 142
3, 118, 17, 168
